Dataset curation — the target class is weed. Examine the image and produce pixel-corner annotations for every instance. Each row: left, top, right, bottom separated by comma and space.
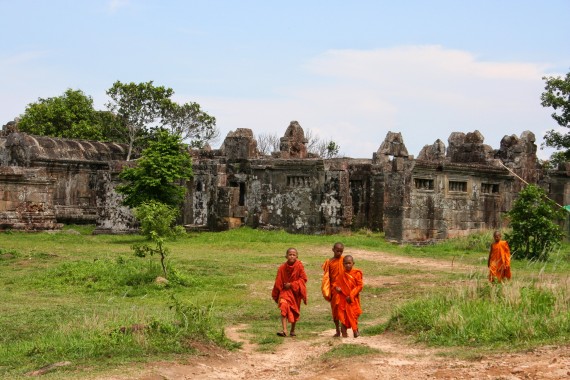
322, 343, 381, 359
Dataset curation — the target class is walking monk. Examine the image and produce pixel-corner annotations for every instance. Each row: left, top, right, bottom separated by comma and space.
272, 248, 308, 337
321, 242, 345, 337
333, 255, 363, 338
488, 231, 512, 283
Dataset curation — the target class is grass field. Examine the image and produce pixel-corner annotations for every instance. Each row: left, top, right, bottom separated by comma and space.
0, 226, 568, 379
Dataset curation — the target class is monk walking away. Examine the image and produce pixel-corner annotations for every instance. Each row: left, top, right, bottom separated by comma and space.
272, 248, 308, 337
333, 255, 363, 338
321, 242, 345, 337
488, 231, 512, 283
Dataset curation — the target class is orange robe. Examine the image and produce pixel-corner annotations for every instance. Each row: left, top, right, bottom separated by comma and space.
488, 240, 511, 282
321, 256, 344, 320
272, 260, 308, 323
333, 268, 363, 330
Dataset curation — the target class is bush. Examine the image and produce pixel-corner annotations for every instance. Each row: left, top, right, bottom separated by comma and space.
506, 184, 566, 261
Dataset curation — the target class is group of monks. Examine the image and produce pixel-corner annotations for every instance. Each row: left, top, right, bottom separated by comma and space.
271, 242, 362, 338
271, 231, 511, 338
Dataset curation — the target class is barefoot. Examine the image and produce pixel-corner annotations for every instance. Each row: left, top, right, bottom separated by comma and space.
353, 330, 360, 338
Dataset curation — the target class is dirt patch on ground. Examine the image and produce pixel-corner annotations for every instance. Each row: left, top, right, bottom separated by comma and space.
94, 249, 570, 380
101, 326, 569, 380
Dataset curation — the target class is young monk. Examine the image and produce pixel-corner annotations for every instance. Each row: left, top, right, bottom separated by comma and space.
272, 248, 308, 337
321, 242, 345, 337
333, 255, 363, 338
488, 231, 512, 283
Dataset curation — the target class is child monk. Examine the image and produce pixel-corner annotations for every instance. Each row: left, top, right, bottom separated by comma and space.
272, 248, 308, 337
333, 255, 363, 338
321, 242, 345, 337
488, 231, 512, 283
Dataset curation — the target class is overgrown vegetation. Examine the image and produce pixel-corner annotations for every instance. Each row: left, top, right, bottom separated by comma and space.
386, 278, 570, 348
132, 200, 185, 277
117, 129, 193, 208
541, 69, 570, 165
16, 89, 125, 141
16, 81, 219, 161
0, 227, 568, 378
505, 184, 567, 261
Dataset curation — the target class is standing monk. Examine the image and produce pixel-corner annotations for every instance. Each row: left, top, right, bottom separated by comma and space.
321, 242, 345, 337
272, 248, 308, 337
334, 255, 363, 338
488, 231, 512, 283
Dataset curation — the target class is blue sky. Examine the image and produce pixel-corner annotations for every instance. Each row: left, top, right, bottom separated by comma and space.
1, 0, 569, 159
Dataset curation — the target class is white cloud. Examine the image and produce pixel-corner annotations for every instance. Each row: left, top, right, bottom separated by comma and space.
198, 45, 556, 159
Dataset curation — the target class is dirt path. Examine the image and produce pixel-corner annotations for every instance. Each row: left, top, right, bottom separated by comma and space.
98, 250, 570, 380
112, 325, 569, 380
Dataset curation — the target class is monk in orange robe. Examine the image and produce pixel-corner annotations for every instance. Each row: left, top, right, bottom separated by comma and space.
321, 242, 345, 337
272, 248, 307, 337
488, 231, 512, 283
333, 255, 363, 338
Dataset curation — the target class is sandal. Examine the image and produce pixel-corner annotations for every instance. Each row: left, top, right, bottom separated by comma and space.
289, 332, 296, 337
276, 331, 287, 337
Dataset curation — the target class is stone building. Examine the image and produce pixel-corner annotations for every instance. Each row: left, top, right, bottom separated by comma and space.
0, 120, 568, 243
0, 128, 135, 233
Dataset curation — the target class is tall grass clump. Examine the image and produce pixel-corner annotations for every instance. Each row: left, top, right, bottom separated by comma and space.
0, 294, 235, 378
386, 278, 570, 348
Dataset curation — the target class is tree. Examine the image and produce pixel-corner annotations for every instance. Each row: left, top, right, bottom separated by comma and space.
505, 184, 566, 261
305, 128, 341, 158
106, 81, 174, 161
17, 89, 114, 140
106, 81, 219, 159
255, 132, 280, 155
541, 70, 570, 164
117, 129, 193, 208
132, 200, 185, 278
316, 140, 341, 159
161, 102, 218, 148
94, 110, 130, 144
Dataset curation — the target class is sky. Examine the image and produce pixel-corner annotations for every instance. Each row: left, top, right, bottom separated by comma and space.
1, 0, 569, 159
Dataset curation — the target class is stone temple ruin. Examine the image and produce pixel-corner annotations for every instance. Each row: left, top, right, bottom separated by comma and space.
1, 120, 569, 243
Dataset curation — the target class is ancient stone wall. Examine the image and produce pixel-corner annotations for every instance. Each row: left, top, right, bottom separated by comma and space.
400, 162, 512, 242
0, 130, 131, 230
0, 166, 61, 230
1, 120, 568, 242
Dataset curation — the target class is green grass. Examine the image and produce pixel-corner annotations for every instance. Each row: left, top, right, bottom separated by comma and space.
321, 343, 381, 359
386, 278, 570, 348
0, 226, 568, 378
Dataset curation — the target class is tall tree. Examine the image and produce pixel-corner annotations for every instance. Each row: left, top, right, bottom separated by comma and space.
106, 81, 173, 161
161, 102, 218, 148
17, 89, 112, 140
116, 129, 193, 208
106, 81, 219, 159
541, 70, 570, 164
